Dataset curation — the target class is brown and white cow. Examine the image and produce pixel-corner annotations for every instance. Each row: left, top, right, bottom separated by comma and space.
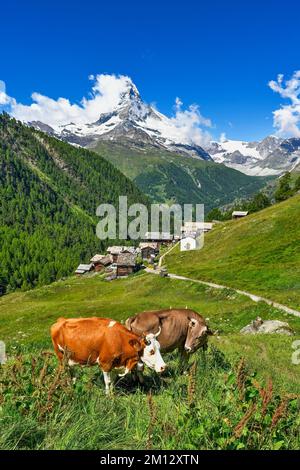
51, 317, 166, 394
126, 308, 213, 370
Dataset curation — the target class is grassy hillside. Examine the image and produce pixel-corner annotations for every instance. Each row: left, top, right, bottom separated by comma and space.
166, 194, 300, 310
0, 272, 299, 450
1, 272, 299, 392
0, 114, 147, 293
92, 141, 272, 209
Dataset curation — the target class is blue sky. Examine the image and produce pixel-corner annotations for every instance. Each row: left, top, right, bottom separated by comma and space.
1, 0, 300, 141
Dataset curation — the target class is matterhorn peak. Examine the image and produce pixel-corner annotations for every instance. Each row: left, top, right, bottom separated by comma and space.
29, 74, 211, 161
118, 78, 141, 105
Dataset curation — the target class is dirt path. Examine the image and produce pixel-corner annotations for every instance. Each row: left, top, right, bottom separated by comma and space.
145, 268, 300, 318
158, 242, 180, 267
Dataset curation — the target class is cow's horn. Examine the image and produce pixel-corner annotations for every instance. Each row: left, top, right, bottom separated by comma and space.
154, 326, 161, 338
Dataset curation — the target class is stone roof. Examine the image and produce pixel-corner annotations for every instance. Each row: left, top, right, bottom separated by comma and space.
116, 253, 137, 267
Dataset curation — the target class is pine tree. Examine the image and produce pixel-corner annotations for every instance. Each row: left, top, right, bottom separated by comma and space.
274, 172, 293, 202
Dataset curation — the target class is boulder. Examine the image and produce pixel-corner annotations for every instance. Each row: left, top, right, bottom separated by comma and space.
240, 316, 294, 336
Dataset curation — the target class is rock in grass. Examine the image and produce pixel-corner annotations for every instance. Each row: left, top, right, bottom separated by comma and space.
240, 316, 294, 336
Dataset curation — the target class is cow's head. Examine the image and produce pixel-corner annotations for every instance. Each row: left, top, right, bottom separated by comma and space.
140, 328, 166, 373
184, 318, 213, 353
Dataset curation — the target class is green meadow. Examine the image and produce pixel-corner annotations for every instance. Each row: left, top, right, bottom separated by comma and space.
0, 272, 299, 450
1, 272, 299, 391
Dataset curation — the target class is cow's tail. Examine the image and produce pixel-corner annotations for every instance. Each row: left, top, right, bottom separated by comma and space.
125, 315, 135, 331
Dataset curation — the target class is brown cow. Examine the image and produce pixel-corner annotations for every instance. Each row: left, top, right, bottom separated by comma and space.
51, 317, 166, 394
126, 308, 213, 371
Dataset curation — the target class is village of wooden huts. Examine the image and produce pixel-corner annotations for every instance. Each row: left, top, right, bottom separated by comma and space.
75, 223, 217, 278
75, 245, 142, 278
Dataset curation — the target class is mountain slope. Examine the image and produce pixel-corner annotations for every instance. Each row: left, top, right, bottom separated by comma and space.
166, 193, 300, 309
0, 114, 147, 293
93, 141, 272, 208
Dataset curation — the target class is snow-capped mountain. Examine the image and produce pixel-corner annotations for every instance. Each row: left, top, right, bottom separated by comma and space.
30, 78, 211, 161
206, 136, 300, 176
29, 77, 300, 176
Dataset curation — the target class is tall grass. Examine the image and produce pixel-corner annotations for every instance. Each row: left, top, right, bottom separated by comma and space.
0, 345, 299, 450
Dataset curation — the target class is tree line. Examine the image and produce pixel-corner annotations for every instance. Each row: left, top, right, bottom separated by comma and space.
206, 172, 300, 221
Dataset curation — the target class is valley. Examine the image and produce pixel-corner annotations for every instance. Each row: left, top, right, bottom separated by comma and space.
92, 141, 271, 207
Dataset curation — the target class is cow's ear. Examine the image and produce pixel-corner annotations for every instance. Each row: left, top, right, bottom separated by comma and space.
129, 338, 143, 351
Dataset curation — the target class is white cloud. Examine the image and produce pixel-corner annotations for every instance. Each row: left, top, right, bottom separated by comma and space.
170, 101, 212, 146
0, 74, 213, 146
269, 71, 300, 138
146, 98, 212, 147
220, 132, 227, 143
0, 80, 15, 106
3, 74, 135, 130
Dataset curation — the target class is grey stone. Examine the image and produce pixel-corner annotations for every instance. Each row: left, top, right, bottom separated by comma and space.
240, 317, 294, 336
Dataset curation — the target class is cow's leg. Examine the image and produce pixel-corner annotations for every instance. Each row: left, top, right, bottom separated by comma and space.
103, 371, 112, 395
136, 360, 145, 384
118, 367, 130, 377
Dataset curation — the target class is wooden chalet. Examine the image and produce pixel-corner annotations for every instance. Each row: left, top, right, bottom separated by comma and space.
232, 211, 248, 219
107, 246, 124, 263
90, 254, 112, 272
139, 242, 159, 260
107, 246, 138, 262
122, 246, 137, 255
181, 222, 213, 235
75, 263, 94, 276
116, 253, 137, 277
143, 232, 173, 247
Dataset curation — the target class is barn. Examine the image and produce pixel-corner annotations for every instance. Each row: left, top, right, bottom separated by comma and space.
232, 211, 248, 219
90, 254, 112, 272
143, 232, 173, 247
139, 242, 159, 260
181, 222, 213, 235
107, 246, 124, 263
116, 253, 137, 277
122, 246, 138, 255
107, 246, 138, 262
75, 264, 94, 275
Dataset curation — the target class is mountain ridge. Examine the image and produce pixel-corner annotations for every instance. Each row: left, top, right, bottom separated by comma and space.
29, 76, 300, 177
206, 136, 300, 176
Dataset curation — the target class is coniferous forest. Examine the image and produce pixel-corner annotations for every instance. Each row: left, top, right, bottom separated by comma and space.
0, 113, 148, 294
